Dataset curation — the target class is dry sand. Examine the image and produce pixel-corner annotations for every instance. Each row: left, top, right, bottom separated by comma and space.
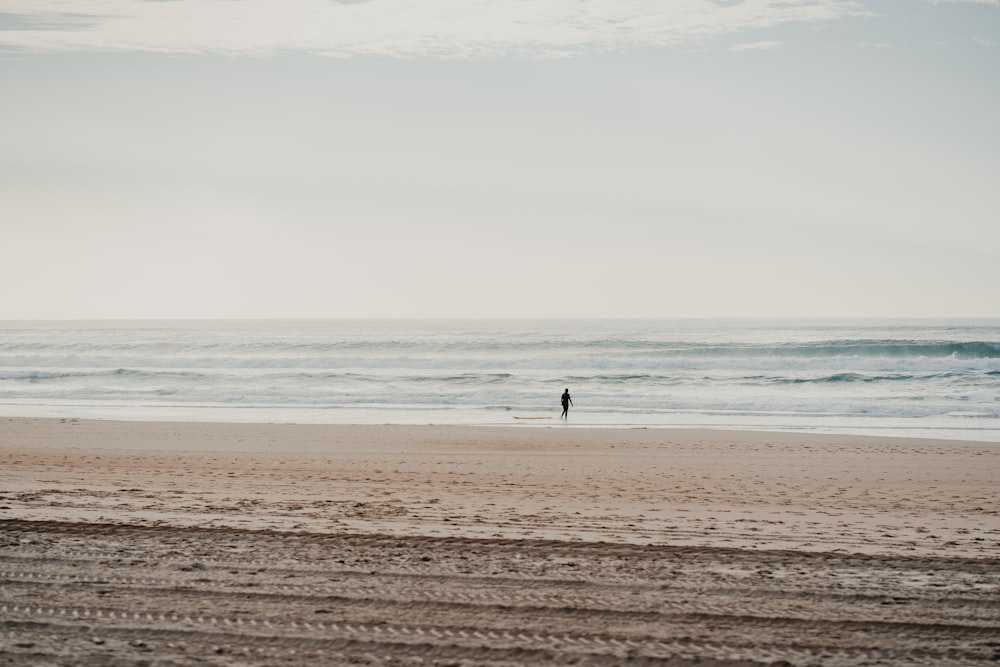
1, 417, 998, 665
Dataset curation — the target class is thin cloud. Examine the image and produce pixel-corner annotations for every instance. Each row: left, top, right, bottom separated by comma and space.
730, 40, 783, 51
0, 11, 102, 31
930, 0, 999, 5
0, 0, 867, 58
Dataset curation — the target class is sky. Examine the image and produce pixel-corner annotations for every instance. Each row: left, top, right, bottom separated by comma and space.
1, 0, 998, 319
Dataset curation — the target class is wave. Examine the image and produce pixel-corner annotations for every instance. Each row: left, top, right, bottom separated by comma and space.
2, 340, 998, 368
562, 374, 685, 384
406, 373, 514, 384
0, 368, 210, 382
775, 372, 968, 385
565, 371, 989, 385
575, 340, 1000, 360
772, 340, 1000, 359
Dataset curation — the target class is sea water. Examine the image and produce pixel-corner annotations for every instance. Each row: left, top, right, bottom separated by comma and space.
1, 319, 998, 442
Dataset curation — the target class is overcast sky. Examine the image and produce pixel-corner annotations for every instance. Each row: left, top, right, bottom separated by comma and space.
2, 0, 998, 319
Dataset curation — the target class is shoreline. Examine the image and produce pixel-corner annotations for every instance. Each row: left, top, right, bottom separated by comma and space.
6, 409, 1000, 446
4, 415, 999, 448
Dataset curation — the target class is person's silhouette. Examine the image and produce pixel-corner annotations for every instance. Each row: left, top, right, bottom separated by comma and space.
561, 388, 573, 419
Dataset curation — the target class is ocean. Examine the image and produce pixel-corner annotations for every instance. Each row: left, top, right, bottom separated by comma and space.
1, 319, 998, 442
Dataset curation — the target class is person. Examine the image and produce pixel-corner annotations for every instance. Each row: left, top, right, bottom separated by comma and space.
560, 388, 573, 419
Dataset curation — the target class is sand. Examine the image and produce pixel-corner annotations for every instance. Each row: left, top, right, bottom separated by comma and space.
2, 417, 999, 665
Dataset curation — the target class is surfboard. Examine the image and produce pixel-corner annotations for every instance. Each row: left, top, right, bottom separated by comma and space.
513, 416, 553, 420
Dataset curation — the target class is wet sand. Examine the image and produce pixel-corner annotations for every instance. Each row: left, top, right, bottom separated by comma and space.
2, 418, 999, 665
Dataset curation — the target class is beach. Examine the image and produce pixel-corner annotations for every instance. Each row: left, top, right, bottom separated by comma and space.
2, 418, 999, 665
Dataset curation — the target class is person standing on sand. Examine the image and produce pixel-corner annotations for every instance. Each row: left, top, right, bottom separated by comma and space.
561, 388, 573, 419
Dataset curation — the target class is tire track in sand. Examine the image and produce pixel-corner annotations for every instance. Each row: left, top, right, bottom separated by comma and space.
2, 519, 999, 666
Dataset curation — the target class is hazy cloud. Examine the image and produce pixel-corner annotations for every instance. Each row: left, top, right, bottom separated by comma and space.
0, 11, 101, 31
730, 40, 783, 51
0, 0, 867, 57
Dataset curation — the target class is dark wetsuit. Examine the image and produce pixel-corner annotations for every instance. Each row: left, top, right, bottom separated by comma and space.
561, 390, 572, 418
